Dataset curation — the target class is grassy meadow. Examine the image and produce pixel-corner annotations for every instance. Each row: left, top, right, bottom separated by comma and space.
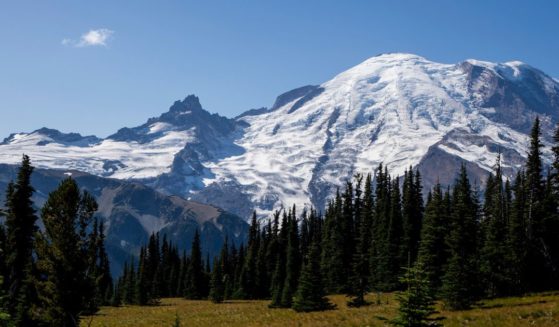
82, 292, 559, 327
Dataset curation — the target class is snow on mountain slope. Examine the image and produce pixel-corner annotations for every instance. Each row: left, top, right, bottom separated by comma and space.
0, 126, 195, 179
199, 53, 558, 214
1, 53, 558, 218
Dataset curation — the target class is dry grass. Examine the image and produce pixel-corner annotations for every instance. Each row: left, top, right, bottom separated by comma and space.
82, 292, 559, 327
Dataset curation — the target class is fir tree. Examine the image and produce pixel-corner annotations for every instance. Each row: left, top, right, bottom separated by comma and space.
237, 212, 260, 299
35, 177, 98, 326
321, 193, 346, 293
370, 164, 392, 291
292, 240, 334, 312
441, 165, 480, 310
389, 263, 441, 327
184, 229, 205, 299
4, 155, 39, 326
376, 176, 404, 291
347, 173, 372, 307
135, 247, 150, 305
417, 183, 449, 291
209, 258, 225, 303
480, 155, 510, 297
124, 259, 137, 304
269, 211, 288, 308
0, 276, 10, 326
402, 168, 424, 265
280, 206, 300, 307
524, 117, 549, 291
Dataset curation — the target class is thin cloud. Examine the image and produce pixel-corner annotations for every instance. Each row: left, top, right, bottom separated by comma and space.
62, 28, 114, 47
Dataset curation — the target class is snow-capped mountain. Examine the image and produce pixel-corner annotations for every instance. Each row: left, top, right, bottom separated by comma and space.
1, 53, 558, 218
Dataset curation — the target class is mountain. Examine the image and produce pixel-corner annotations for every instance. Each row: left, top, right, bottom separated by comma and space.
0, 164, 248, 275
1, 53, 558, 217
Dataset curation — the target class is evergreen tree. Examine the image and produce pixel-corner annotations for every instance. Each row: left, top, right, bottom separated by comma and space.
237, 212, 260, 299
135, 248, 150, 305
123, 259, 137, 304
544, 122, 559, 288
341, 181, 355, 290
370, 164, 392, 291
480, 155, 510, 297
184, 229, 205, 299
280, 206, 300, 307
321, 193, 346, 293
389, 263, 441, 327
441, 166, 480, 310
0, 276, 10, 326
417, 183, 449, 291
269, 211, 288, 307
377, 176, 404, 291
402, 168, 424, 266
525, 117, 545, 238
524, 117, 548, 291
0, 224, 6, 288
347, 173, 372, 307
35, 178, 98, 326
209, 258, 225, 303
4, 155, 38, 326
292, 239, 334, 312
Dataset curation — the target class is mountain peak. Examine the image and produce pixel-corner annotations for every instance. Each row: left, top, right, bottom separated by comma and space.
169, 94, 203, 113
371, 52, 429, 61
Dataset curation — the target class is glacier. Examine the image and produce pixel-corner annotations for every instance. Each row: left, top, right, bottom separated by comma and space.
1, 53, 558, 219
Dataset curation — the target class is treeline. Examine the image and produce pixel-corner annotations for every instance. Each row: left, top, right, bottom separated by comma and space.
0, 156, 112, 327
120, 117, 559, 312
113, 230, 216, 305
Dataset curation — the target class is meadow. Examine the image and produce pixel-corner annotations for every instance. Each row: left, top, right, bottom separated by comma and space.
82, 291, 559, 327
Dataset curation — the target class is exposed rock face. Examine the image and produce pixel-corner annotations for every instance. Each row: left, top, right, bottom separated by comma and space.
0, 164, 248, 276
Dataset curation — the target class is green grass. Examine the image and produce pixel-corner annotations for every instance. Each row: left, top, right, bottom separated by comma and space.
82, 292, 559, 327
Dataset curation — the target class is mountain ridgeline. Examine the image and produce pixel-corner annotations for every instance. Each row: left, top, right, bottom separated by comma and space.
0, 53, 557, 220
0, 164, 249, 276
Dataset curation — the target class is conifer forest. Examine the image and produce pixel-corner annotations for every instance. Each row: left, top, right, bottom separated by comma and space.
1, 118, 558, 326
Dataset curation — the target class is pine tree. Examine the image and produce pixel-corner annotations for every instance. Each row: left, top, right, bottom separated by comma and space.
389, 263, 441, 327
292, 239, 334, 312
209, 258, 225, 303
441, 165, 480, 310
35, 177, 98, 326
4, 155, 39, 326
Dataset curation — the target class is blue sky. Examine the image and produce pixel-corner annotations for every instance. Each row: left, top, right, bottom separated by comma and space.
1, 1, 558, 138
